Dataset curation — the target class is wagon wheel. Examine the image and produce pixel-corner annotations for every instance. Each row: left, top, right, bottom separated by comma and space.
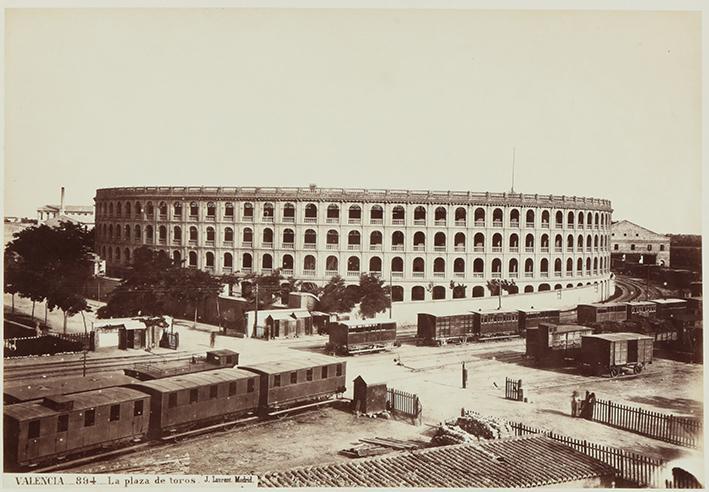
633, 364, 642, 374
609, 366, 619, 378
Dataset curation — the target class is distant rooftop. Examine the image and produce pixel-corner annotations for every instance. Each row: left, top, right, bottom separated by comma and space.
37, 204, 94, 213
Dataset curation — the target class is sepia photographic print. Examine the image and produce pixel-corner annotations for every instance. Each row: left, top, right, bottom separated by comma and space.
2, 3, 706, 490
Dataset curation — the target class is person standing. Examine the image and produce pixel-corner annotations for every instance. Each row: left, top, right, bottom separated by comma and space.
571, 391, 579, 417
210, 331, 216, 348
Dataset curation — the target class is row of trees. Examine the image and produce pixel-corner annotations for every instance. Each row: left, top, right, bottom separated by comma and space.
4, 222, 95, 331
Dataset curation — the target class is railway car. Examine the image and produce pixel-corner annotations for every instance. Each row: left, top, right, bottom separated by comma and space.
127, 368, 259, 437
579, 333, 653, 377
416, 312, 476, 345
471, 310, 520, 339
625, 301, 657, 319
124, 349, 239, 380
517, 309, 561, 336
4, 388, 150, 468
327, 320, 397, 355
240, 358, 346, 415
525, 323, 593, 365
577, 303, 628, 324
650, 299, 688, 320
3, 373, 138, 405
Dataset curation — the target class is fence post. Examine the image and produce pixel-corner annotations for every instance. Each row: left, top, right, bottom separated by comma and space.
608, 400, 612, 425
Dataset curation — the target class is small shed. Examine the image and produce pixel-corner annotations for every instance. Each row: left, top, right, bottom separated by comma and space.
352, 376, 387, 415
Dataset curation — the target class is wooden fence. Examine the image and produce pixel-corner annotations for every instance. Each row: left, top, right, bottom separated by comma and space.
510, 422, 668, 487
386, 388, 422, 425
504, 378, 524, 401
592, 399, 702, 448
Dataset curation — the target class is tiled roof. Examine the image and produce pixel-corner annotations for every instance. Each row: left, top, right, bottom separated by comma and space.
258, 435, 616, 488
38, 204, 94, 213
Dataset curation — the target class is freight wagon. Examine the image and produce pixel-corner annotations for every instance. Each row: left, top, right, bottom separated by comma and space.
327, 320, 397, 355
577, 303, 628, 324
526, 323, 593, 366
579, 333, 653, 377
650, 299, 688, 320
124, 349, 239, 380
471, 310, 520, 340
416, 312, 476, 345
625, 301, 657, 319
3, 373, 138, 405
517, 309, 561, 336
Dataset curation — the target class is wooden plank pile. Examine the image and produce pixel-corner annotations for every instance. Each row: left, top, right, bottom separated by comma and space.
431, 411, 514, 445
339, 437, 424, 458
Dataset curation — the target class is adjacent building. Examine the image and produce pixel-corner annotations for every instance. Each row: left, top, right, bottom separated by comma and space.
94, 185, 614, 303
610, 220, 670, 267
37, 187, 95, 227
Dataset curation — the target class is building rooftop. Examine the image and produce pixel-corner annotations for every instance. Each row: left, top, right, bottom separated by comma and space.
259, 435, 616, 488
37, 204, 94, 213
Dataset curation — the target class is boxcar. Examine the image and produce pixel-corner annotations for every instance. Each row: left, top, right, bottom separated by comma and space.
328, 320, 397, 355
3, 373, 138, 405
526, 323, 593, 365
517, 309, 561, 336
128, 368, 259, 437
3, 387, 150, 469
240, 358, 346, 414
577, 303, 628, 324
625, 301, 657, 319
579, 333, 654, 377
416, 312, 475, 345
124, 349, 239, 380
471, 310, 520, 339
650, 299, 688, 320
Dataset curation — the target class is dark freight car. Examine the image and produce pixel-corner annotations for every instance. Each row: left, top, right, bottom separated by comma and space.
650, 299, 688, 320
471, 310, 520, 339
517, 309, 561, 335
3, 373, 138, 405
625, 301, 657, 319
526, 323, 593, 365
241, 358, 346, 414
417, 312, 476, 345
579, 333, 654, 377
124, 349, 239, 380
3, 388, 150, 468
577, 303, 628, 324
128, 368, 259, 437
328, 320, 397, 355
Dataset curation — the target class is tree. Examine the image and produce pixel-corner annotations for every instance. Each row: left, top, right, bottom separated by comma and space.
317, 276, 357, 313
487, 279, 517, 310
449, 280, 467, 299
358, 273, 390, 318
163, 267, 223, 327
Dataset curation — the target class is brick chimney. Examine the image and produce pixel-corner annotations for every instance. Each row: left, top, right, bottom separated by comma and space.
60, 187, 65, 215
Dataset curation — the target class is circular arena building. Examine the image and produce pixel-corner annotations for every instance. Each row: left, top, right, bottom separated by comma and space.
94, 186, 613, 302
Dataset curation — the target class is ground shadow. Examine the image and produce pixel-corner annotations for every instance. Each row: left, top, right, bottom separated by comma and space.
475, 349, 586, 377
627, 396, 703, 416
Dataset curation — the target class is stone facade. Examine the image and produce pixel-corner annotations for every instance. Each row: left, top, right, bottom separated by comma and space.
610, 220, 670, 267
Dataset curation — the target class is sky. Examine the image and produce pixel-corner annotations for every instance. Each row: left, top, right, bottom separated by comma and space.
3, 8, 703, 234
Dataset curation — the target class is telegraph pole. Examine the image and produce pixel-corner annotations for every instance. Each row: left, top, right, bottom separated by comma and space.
389, 270, 393, 319
253, 283, 259, 338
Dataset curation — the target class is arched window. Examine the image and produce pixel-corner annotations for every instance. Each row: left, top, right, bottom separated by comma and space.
540, 258, 549, 273
134, 201, 142, 217
472, 286, 485, 298
509, 233, 519, 250
555, 234, 562, 249
303, 229, 317, 249
492, 258, 502, 273
369, 256, 382, 272
262, 254, 273, 269
578, 211, 584, 226
262, 228, 273, 244
303, 255, 316, 271
391, 286, 404, 302
554, 284, 562, 290
224, 202, 234, 218
224, 252, 233, 268
434, 207, 446, 223
146, 202, 155, 217
411, 286, 425, 301
593, 257, 598, 272
107, 247, 113, 261
414, 206, 426, 223
122, 201, 130, 217
541, 210, 550, 226
432, 286, 446, 300
282, 254, 294, 270
413, 257, 425, 273
206, 227, 215, 242
159, 201, 167, 217
224, 227, 234, 243
455, 207, 466, 224
578, 235, 584, 249
566, 258, 573, 273
392, 205, 405, 223
525, 258, 534, 274
526, 209, 535, 227
115, 225, 121, 240
243, 203, 253, 219
567, 283, 574, 289
454, 258, 465, 273
348, 205, 361, 221
263, 203, 274, 218
492, 233, 502, 250
115, 248, 121, 262
594, 235, 599, 249
577, 258, 583, 272
433, 257, 445, 273
524, 285, 534, 293
392, 231, 404, 247
283, 203, 295, 220
206, 202, 216, 217
108, 202, 114, 216
567, 234, 574, 250
242, 253, 252, 269
304, 203, 317, 220
474, 208, 485, 225
586, 258, 591, 272
509, 258, 518, 273
413, 231, 426, 248
370, 205, 384, 222
567, 211, 574, 227
190, 202, 199, 217
172, 202, 182, 217
159, 225, 167, 242
125, 225, 131, 239
134, 224, 141, 240
348, 230, 360, 246
124, 248, 131, 262
554, 258, 562, 273
525, 234, 535, 250
243, 227, 253, 243
189, 226, 198, 241
116, 202, 122, 216
145, 225, 154, 242
347, 256, 360, 272
370, 231, 382, 247
555, 211, 563, 228
283, 228, 294, 245
454, 232, 466, 250
492, 208, 503, 225
391, 257, 404, 272
587, 212, 593, 227
206, 252, 215, 268
434, 232, 446, 249
510, 209, 520, 226
539, 283, 551, 292
586, 234, 592, 250
327, 204, 339, 220
474, 233, 485, 251
473, 258, 484, 274
189, 251, 198, 267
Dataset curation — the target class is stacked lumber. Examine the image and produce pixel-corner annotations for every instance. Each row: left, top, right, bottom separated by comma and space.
431, 424, 475, 446
340, 437, 425, 458
455, 412, 514, 440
